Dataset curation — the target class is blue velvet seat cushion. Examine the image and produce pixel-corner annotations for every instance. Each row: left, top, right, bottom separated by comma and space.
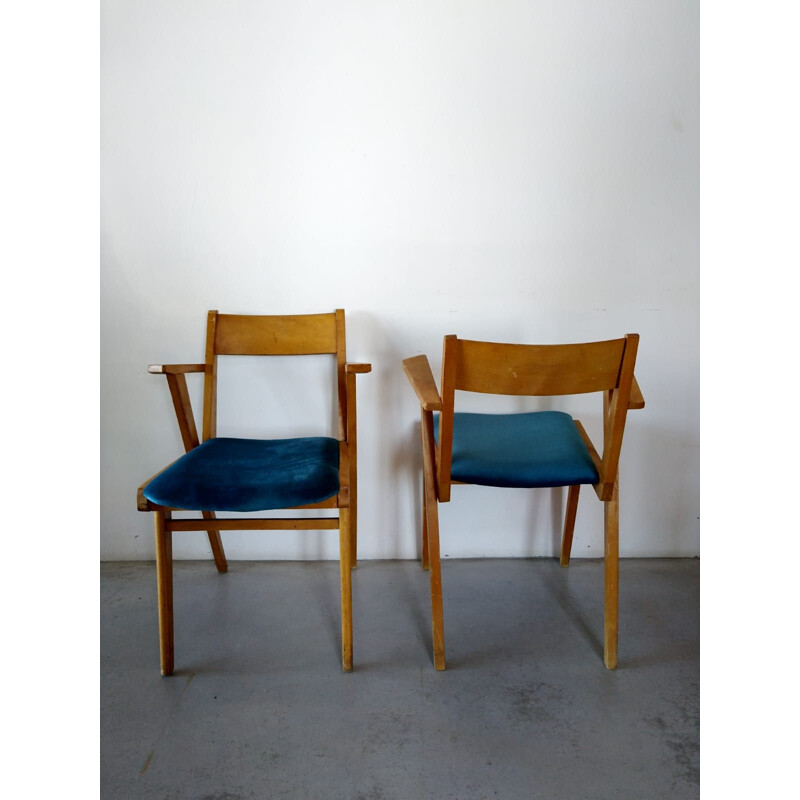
434, 411, 599, 488
143, 436, 340, 512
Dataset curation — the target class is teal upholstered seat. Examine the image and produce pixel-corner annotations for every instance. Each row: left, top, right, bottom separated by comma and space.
143, 436, 340, 512
434, 410, 599, 488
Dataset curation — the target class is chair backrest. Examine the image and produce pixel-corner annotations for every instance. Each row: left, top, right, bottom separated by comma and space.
436, 334, 639, 500
202, 310, 347, 442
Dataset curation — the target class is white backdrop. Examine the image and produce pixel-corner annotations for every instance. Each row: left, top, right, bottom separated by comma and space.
101, 0, 698, 561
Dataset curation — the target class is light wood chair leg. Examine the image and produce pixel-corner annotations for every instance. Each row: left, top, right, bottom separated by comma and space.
350, 471, 358, 570
560, 485, 581, 567
422, 460, 446, 670
425, 497, 446, 671
603, 477, 620, 669
203, 511, 228, 573
421, 471, 430, 570
338, 507, 353, 672
154, 509, 174, 676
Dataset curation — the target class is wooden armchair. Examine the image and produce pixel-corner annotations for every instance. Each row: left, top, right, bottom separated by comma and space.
137, 310, 370, 675
403, 334, 644, 670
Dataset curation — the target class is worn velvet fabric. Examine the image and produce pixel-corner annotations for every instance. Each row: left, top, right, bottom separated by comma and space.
143, 436, 340, 511
434, 411, 599, 488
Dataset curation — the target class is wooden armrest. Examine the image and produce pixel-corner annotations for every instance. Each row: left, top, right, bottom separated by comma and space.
402, 355, 442, 412
148, 363, 205, 375
628, 375, 645, 410
345, 363, 372, 374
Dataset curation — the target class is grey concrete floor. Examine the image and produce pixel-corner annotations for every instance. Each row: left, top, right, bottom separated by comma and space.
101, 558, 699, 799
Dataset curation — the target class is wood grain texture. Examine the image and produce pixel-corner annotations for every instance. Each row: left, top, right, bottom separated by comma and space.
455, 338, 626, 396
215, 312, 338, 355
421, 408, 446, 670
339, 506, 353, 671
345, 363, 372, 374
148, 364, 205, 375
629, 375, 645, 409
346, 370, 358, 566
402, 355, 443, 411
560, 485, 581, 567
335, 309, 347, 442
600, 334, 639, 493
202, 311, 218, 441
154, 509, 174, 676
436, 335, 458, 503
604, 476, 620, 670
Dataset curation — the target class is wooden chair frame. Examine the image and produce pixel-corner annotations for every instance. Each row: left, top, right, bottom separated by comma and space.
137, 310, 371, 675
403, 333, 644, 670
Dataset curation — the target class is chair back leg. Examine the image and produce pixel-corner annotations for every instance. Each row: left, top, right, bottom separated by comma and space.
603, 477, 620, 669
420, 430, 446, 669
338, 507, 354, 671
202, 510, 228, 573
421, 471, 430, 570
154, 509, 175, 676
560, 485, 581, 567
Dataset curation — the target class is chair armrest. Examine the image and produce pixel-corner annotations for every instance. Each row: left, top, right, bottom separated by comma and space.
147, 365, 204, 453
402, 355, 442, 411
345, 363, 372, 374
628, 375, 645, 410
148, 363, 205, 375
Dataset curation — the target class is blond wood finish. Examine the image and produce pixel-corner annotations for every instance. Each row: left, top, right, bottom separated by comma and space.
339, 506, 353, 671
346, 370, 358, 566
148, 363, 205, 375
404, 332, 644, 670
165, 371, 227, 573
629, 376, 645, 410
140, 309, 369, 674
604, 476, 620, 669
214, 313, 338, 355
338, 438, 351, 503
401, 355, 443, 411
436, 335, 458, 503
335, 309, 347, 442
560, 485, 581, 567
154, 509, 174, 676
599, 335, 638, 500
202, 311, 219, 441
421, 468, 430, 570
421, 408, 446, 670
455, 338, 626, 396
167, 518, 339, 531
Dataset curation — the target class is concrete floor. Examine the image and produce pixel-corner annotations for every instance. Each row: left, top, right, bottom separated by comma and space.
101, 558, 699, 799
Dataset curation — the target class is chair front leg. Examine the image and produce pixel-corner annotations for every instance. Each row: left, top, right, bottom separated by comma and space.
603, 477, 620, 669
420, 414, 445, 670
425, 485, 446, 671
421, 470, 430, 570
154, 509, 174, 676
338, 506, 354, 671
560, 485, 581, 567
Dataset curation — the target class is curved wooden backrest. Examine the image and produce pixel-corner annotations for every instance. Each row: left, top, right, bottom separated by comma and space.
213, 313, 339, 356
202, 310, 347, 441
437, 333, 639, 501
454, 338, 626, 396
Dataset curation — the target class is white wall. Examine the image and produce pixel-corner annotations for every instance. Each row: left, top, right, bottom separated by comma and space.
101, 0, 698, 561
